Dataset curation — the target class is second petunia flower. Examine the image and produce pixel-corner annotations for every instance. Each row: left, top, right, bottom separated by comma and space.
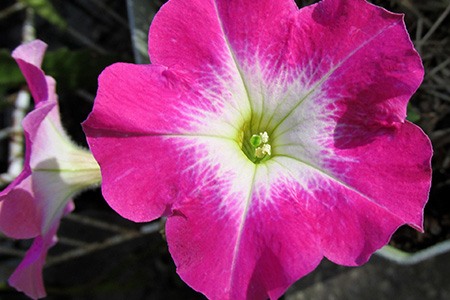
0, 40, 101, 299
83, 0, 432, 299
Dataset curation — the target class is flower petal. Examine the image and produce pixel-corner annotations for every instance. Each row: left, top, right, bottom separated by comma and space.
9, 235, 49, 300
83, 64, 249, 221
84, 63, 248, 137
148, 0, 300, 136
149, 0, 296, 75
12, 40, 49, 104
327, 121, 432, 231
149, 0, 252, 121
0, 175, 40, 239
150, 0, 423, 140
166, 149, 423, 298
212, 0, 298, 71
166, 162, 323, 299
8, 203, 73, 300
252, 0, 422, 139
268, 157, 411, 266
83, 124, 251, 222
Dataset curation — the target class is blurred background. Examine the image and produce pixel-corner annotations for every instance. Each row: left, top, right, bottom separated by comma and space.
0, 0, 449, 299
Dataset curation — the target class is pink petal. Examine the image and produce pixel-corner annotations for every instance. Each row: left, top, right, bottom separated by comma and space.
8, 237, 51, 300
166, 146, 426, 299
0, 175, 40, 239
8, 211, 61, 300
12, 40, 49, 104
84, 63, 247, 137
9, 241, 47, 299
82, 64, 206, 222
83, 63, 248, 221
81, 134, 181, 222
240, 0, 423, 135
166, 165, 323, 299
148, 0, 241, 81
149, 0, 296, 79
83, 127, 250, 223
0, 95, 66, 237
84, 64, 191, 135
265, 158, 412, 267
209, 0, 298, 73
292, 0, 423, 123
0, 41, 58, 239
327, 122, 432, 232
12, 40, 46, 67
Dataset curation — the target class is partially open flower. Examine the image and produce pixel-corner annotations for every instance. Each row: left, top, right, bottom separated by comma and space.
0, 40, 101, 299
83, 0, 432, 298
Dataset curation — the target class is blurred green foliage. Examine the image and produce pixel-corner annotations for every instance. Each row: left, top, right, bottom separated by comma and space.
0, 49, 25, 92
42, 48, 118, 92
18, 0, 67, 29
407, 103, 421, 123
0, 47, 120, 97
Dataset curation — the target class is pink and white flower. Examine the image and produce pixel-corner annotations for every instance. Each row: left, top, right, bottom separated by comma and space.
83, 0, 432, 299
0, 40, 101, 299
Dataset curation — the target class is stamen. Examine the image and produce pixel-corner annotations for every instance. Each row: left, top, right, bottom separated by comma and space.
255, 143, 271, 158
260, 132, 269, 144
249, 131, 271, 161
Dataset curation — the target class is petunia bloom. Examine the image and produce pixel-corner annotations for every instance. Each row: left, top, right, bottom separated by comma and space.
0, 40, 101, 299
83, 0, 432, 299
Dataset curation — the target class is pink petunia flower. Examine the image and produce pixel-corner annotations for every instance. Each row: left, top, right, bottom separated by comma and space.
83, 0, 432, 299
0, 40, 101, 299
